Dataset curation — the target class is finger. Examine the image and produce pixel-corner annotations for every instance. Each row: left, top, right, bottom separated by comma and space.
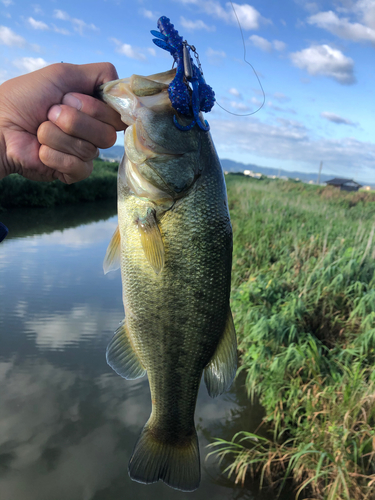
40, 62, 120, 97
39, 145, 93, 184
37, 121, 99, 162
47, 104, 117, 149
62, 93, 125, 131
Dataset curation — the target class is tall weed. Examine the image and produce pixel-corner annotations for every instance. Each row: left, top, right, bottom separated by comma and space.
213, 176, 375, 499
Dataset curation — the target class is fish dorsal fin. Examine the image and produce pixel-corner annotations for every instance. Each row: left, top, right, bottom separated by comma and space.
103, 226, 121, 274
204, 308, 237, 398
137, 208, 165, 275
106, 319, 146, 379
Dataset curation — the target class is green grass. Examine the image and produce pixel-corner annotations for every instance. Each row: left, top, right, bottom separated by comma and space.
0, 159, 118, 210
209, 176, 375, 500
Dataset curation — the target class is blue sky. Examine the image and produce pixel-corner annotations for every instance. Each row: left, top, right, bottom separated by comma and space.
0, 0, 374, 182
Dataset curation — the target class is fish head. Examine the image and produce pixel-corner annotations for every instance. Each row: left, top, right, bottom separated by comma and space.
99, 70, 204, 204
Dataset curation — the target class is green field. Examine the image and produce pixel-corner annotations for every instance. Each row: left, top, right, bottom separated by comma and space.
211, 175, 375, 500
0, 159, 118, 211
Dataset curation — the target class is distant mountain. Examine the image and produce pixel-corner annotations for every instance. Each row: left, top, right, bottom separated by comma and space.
99, 145, 123, 161
98, 146, 373, 187
220, 159, 372, 186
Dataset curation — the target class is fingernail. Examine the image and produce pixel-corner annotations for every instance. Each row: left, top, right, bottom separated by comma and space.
62, 94, 82, 110
48, 105, 61, 123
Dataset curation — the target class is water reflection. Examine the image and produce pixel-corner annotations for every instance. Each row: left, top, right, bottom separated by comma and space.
0, 201, 289, 500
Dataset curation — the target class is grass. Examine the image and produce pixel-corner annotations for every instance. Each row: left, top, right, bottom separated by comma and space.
209, 176, 375, 500
0, 159, 118, 210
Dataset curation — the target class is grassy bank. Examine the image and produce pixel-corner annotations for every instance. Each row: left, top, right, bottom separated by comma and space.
210, 176, 375, 500
0, 159, 118, 210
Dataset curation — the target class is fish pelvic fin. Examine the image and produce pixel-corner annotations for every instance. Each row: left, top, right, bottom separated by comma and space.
103, 225, 121, 274
204, 307, 237, 398
128, 421, 200, 492
106, 319, 146, 379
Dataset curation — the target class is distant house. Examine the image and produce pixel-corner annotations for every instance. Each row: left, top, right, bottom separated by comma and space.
326, 178, 362, 192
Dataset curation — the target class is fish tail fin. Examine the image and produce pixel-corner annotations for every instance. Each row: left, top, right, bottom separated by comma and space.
128, 421, 200, 492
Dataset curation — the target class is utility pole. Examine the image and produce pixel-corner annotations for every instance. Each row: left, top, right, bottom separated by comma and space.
317, 161, 323, 185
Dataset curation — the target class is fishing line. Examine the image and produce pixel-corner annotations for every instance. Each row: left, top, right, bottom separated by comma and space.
214, 0, 266, 117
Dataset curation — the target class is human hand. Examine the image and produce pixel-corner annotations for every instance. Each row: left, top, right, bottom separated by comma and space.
0, 62, 125, 183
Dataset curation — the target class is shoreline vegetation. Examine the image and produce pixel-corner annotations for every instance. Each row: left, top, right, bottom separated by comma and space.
211, 176, 375, 500
0, 159, 118, 211
2, 167, 375, 498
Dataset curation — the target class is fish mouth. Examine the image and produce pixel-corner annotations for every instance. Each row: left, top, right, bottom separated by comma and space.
98, 69, 176, 127
98, 68, 199, 204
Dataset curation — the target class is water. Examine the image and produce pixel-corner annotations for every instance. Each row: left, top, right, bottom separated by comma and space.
0, 201, 289, 500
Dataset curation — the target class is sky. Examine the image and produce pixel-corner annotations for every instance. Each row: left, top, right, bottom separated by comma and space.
0, 0, 374, 182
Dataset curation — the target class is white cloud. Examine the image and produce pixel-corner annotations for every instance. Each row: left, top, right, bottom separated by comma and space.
175, 0, 270, 30
53, 9, 69, 21
33, 5, 43, 15
0, 25, 25, 47
72, 18, 99, 36
267, 100, 283, 111
294, 0, 320, 13
321, 111, 356, 125
228, 87, 241, 98
225, 2, 269, 29
308, 10, 375, 43
273, 40, 286, 51
249, 35, 286, 52
290, 44, 355, 84
13, 57, 49, 73
1, 0, 13, 6
147, 47, 156, 57
210, 116, 375, 175
206, 47, 226, 65
25, 305, 119, 349
111, 38, 146, 60
27, 17, 49, 30
139, 8, 157, 20
230, 101, 251, 111
206, 47, 226, 57
52, 24, 70, 35
53, 9, 98, 35
249, 34, 272, 51
180, 16, 215, 31
273, 92, 290, 102
358, 0, 375, 30
251, 96, 263, 106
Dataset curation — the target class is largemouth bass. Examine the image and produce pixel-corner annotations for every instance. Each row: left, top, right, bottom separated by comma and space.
100, 68, 236, 491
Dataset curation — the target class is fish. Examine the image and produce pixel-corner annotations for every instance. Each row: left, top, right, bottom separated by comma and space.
99, 68, 236, 492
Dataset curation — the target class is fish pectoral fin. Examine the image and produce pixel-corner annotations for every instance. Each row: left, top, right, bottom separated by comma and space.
103, 225, 121, 274
106, 319, 146, 380
204, 308, 237, 398
137, 208, 165, 274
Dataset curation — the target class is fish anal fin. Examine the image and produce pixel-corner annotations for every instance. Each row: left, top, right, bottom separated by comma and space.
106, 319, 146, 380
137, 208, 165, 274
204, 308, 237, 398
128, 421, 200, 492
103, 225, 121, 274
